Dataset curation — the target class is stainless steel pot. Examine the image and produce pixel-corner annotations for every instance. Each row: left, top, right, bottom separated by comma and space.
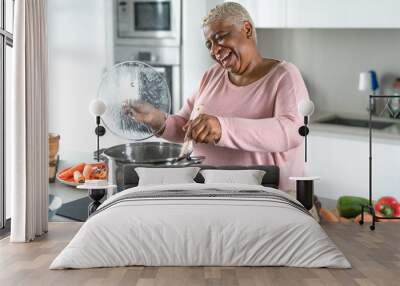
99, 142, 205, 190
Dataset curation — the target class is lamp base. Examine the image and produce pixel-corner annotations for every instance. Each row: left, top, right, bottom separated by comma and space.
88, 188, 106, 216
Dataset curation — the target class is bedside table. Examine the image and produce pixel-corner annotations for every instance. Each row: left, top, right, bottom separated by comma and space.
289, 176, 320, 210
77, 181, 116, 216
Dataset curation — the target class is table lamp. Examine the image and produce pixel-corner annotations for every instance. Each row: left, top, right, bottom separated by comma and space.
298, 99, 315, 162
89, 99, 107, 161
290, 99, 319, 211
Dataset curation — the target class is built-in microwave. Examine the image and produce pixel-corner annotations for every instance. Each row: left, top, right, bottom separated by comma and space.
115, 0, 181, 46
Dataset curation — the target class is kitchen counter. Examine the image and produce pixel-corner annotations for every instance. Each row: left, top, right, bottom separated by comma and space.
310, 111, 400, 144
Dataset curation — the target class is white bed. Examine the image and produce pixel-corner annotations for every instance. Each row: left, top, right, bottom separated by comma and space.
50, 183, 351, 269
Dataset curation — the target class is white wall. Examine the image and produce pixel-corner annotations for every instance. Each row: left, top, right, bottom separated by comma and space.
257, 29, 400, 116
48, 0, 127, 156
181, 0, 218, 101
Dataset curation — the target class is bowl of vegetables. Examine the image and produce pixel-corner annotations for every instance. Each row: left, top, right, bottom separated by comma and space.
56, 162, 107, 187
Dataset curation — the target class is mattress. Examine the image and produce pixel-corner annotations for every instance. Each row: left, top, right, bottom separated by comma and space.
50, 183, 351, 269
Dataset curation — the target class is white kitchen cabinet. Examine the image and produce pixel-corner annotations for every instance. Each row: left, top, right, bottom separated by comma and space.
306, 133, 400, 201
286, 0, 400, 28
228, 0, 400, 28
226, 0, 286, 28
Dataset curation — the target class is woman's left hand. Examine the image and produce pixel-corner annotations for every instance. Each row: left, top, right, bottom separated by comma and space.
183, 114, 222, 144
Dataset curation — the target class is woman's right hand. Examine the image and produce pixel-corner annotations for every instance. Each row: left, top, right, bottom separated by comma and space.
122, 100, 166, 132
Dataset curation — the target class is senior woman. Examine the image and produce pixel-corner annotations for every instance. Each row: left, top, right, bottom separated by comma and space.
131, 2, 309, 191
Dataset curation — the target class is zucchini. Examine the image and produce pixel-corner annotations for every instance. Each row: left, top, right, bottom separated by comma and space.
337, 196, 369, 218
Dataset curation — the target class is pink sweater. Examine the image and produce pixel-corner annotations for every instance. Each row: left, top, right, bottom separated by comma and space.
162, 61, 309, 190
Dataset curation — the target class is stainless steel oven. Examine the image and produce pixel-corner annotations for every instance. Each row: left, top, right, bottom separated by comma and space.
115, 0, 181, 46
114, 45, 181, 114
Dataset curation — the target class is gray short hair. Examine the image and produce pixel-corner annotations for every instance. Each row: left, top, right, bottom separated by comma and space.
203, 2, 257, 43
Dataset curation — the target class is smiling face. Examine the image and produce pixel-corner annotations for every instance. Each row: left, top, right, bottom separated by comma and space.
203, 20, 256, 74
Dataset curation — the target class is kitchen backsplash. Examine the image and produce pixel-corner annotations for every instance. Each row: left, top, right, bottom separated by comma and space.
257, 28, 400, 118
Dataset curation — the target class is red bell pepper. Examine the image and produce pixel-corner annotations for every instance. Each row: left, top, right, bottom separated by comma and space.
377, 196, 398, 208
375, 196, 398, 218
393, 203, 400, 218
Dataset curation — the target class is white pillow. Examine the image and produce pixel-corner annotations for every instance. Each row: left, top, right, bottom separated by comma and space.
135, 167, 201, 186
200, 169, 266, 185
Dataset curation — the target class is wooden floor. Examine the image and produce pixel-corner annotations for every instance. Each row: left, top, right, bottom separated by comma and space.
0, 222, 399, 286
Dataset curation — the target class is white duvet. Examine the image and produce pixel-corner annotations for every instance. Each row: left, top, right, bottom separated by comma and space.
50, 183, 351, 269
